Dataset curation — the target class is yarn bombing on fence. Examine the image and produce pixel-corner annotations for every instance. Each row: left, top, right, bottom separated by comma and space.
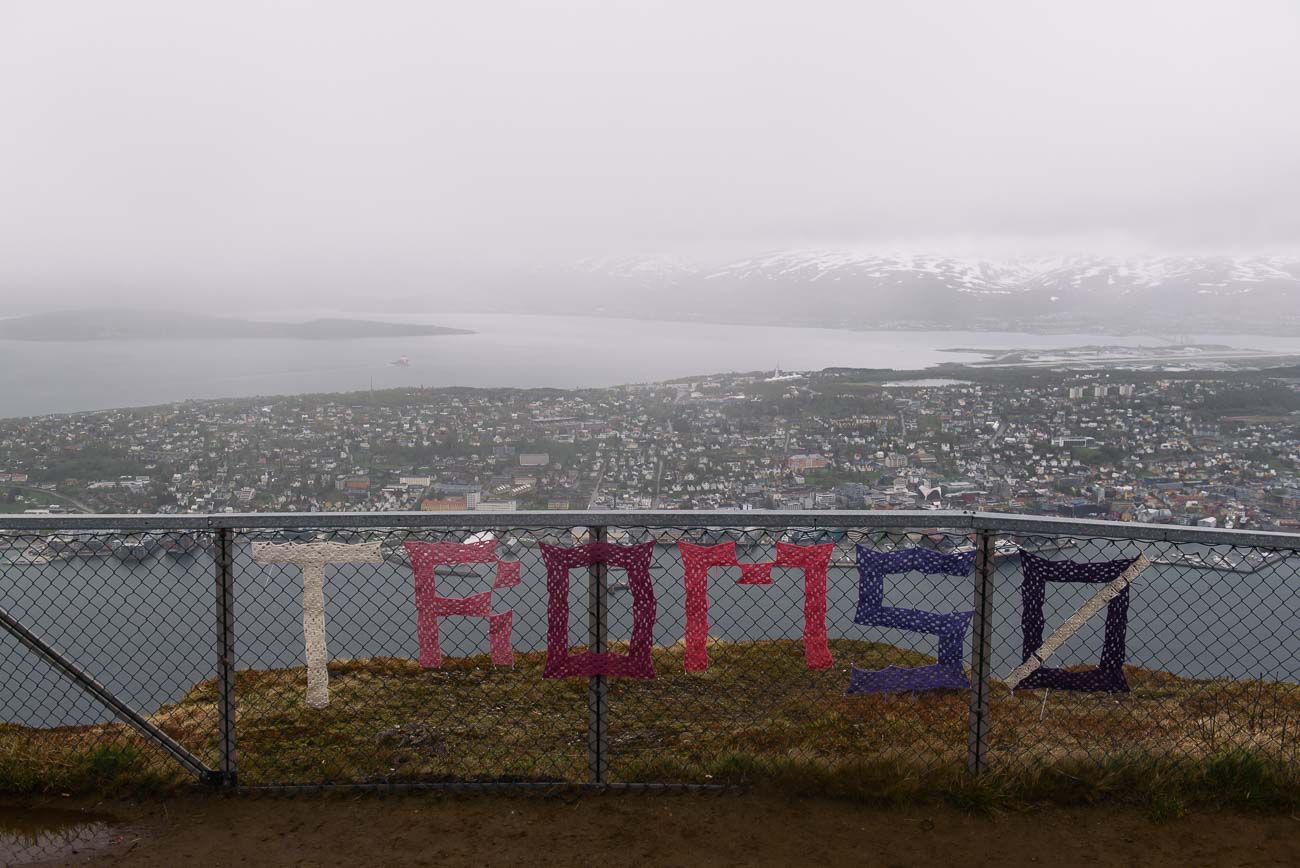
1009, 552, 1149, 693
847, 546, 977, 694
677, 541, 778, 671
249, 541, 384, 708
405, 540, 520, 669
540, 540, 658, 679
774, 542, 836, 669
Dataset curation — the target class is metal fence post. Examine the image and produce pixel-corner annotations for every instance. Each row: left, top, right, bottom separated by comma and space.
0, 602, 215, 781
214, 526, 238, 788
966, 527, 995, 775
587, 525, 609, 784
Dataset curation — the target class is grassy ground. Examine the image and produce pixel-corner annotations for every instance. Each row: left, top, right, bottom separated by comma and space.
3, 639, 1300, 817
0, 487, 63, 513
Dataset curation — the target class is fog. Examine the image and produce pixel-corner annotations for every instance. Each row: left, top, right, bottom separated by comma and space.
2, 1, 1299, 312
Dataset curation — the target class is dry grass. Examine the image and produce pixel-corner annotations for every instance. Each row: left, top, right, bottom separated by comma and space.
4, 639, 1300, 814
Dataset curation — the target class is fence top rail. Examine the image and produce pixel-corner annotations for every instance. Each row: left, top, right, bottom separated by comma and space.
0, 509, 1297, 550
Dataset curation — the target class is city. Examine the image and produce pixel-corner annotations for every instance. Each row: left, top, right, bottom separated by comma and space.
2, 364, 1297, 531
6, 1, 1300, 862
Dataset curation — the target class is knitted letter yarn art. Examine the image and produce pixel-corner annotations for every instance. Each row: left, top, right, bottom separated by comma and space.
1009, 552, 1147, 693
540, 541, 658, 679
250, 541, 384, 708
405, 540, 520, 669
677, 541, 778, 671
848, 546, 976, 694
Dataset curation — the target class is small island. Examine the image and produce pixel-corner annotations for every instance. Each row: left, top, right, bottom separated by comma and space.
0, 310, 474, 341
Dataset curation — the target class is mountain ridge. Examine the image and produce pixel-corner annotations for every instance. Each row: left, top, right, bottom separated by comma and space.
553, 252, 1300, 333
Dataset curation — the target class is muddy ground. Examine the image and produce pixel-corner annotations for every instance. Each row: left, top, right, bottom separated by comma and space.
4, 793, 1300, 867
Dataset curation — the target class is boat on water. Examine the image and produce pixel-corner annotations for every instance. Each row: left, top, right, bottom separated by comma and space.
935, 537, 1070, 561
721, 526, 770, 547
654, 529, 685, 546
441, 531, 499, 574
381, 539, 409, 564
380, 531, 513, 569
7, 539, 55, 564
42, 532, 112, 559
603, 528, 656, 545
159, 532, 205, 557
780, 527, 848, 545
680, 527, 726, 545
69, 535, 113, 558
1011, 538, 1078, 558
44, 533, 76, 559
113, 533, 159, 562
381, 531, 455, 563
994, 538, 1022, 560
1152, 548, 1284, 574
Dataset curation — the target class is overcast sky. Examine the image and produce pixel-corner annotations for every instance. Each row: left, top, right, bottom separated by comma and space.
2, 1, 1299, 308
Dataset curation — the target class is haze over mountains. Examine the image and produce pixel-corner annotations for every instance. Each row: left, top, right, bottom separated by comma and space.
0, 310, 472, 341
9, 252, 1299, 339
516, 251, 1300, 335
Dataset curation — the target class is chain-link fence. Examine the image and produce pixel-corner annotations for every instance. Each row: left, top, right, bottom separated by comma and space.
0, 524, 219, 789
1, 512, 1298, 793
984, 528, 1300, 775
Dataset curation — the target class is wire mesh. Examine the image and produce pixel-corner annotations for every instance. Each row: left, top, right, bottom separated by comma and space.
0, 526, 218, 787
0, 514, 1298, 792
229, 525, 586, 786
984, 531, 1300, 773
602, 524, 974, 785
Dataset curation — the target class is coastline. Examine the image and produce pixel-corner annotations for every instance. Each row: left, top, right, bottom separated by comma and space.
2, 312, 1299, 420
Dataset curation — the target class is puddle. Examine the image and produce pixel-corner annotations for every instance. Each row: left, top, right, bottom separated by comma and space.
0, 805, 127, 866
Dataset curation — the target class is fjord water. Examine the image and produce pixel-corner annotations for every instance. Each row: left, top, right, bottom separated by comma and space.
2, 541, 1297, 727
4, 312, 1299, 417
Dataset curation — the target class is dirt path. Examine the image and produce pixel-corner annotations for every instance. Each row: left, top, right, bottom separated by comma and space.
7, 793, 1300, 867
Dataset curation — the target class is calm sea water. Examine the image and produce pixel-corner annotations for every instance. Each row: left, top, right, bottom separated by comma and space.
3, 313, 1299, 417
2, 540, 1298, 726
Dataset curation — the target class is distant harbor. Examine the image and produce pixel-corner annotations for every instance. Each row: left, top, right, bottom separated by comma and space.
0, 527, 1076, 569
3, 313, 1299, 418
950, 343, 1300, 369
1152, 549, 1285, 574
881, 378, 973, 387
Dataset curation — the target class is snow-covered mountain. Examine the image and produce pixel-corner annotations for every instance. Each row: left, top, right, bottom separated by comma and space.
554, 252, 1300, 333
570, 254, 698, 289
